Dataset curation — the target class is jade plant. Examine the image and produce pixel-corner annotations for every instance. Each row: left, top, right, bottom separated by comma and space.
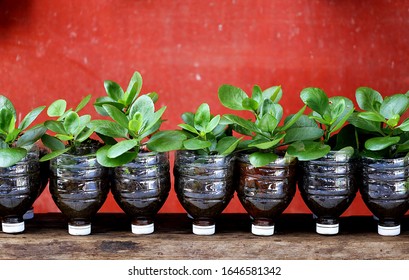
176, 103, 241, 156
39, 95, 97, 161
286, 87, 356, 160
0, 95, 46, 167
218, 84, 309, 167
90, 71, 184, 167
348, 87, 409, 159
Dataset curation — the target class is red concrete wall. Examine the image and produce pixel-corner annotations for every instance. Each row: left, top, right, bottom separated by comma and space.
1, 0, 409, 215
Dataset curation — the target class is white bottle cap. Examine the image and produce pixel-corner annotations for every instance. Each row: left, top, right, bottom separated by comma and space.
23, 208, 34, 220
378, 224, 400, 236
132, 223, 154, 235
252, 224, 275, 236
68, 224, 91, 236
2, 221, 25, 233
316, 222, 339, 235
193, 224, 215, 235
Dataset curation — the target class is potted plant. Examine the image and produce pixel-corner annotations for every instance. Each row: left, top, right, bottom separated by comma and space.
349, 87, 409, 236
287, 87, 359, 235
218, 84, 311, 236
40, 95, 110, 236
90, 71, 183, 235
0, 95, 47, 233
173, 102, 241, 235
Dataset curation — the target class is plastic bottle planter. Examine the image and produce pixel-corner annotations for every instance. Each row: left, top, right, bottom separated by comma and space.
111, 152, 170, 235
174, 150, 235, 235
298, 150, 358, 235
23, 148, 50, 220
360, 156, 409, 236
0, 145, 43, 233
49, 145, 110, 236
235, 153, 297, 236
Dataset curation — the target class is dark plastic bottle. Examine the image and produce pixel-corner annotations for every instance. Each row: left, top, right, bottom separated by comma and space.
360, 156, 409, 236
112, 151, 170, 234
49, 143, 110, 235
235, 153, 297, 236
0, 145, 43, 233
298, 150, 358, 235
174, 150, 235, 235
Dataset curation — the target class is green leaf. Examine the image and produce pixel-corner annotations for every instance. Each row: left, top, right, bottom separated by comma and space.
63, 111, 80, 135
262, 85, 282, 103
129, 95, 155, 129
248, 134, 285, 149
16, 124, 47, 147
104, 80, 124, 101
380, 94, 409, 119
181, 112, 195, 126
386, 114, 400, 128
146, 130, 187, 152
259, 114, 278, 133
218, 84, 248, 110
44, 120, 67, 135
124, 71, 143, 106
300, 87, 329, 116
47, 99, 67, 117
18, 106, 46, 131
93, 96, 124, 116
142, 106, 166, 133
88, 120, 128, 138
102, 104, 129, 129
128, 113, 143, 133
55, 134, 73, 141
284, 127, 323, 143
76, 127, 95, 142
96, 145, 136, 167
0, 109, 15, 134
251, 85, 262, 105
348, 112, 383, 134
357, 111, 385, 122
280, 105, 307, 132
223, 114, 260, 135
0, 96, 16, 119
215, 136, 242, 155
249, 152, 278, 168
74, 94, 91, 112
178, 123, 199, 135
0, 147, 27, 167
147, 92, 159, 103
41, 134, 65, 151
5, 128, 20, 143
39, 148, 71, 162
364, 136, 400, 151
329, 97, 354, 132
242, 98, 258, 111
286, 141, 331, 161
107, 139, 139, 158
183, 138, 212, 150
355, 87, 383, 111
205, 115, 221, 133
194, 103, 211, 131
397, 118, 409, 131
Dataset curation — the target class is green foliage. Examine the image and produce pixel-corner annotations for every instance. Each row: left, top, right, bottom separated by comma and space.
91, 71, 184, 167
349, 87, 409, 158
40, 95, 95, 161
218, 84, 307, 167
175, 103, 241, 156
0, 95, 46, 167
286, 87, 355, 161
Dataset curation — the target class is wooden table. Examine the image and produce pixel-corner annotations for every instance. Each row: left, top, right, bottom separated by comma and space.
0, 213, 408, 260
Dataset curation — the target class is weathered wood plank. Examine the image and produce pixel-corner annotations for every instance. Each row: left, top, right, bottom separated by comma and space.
0, 213, 408, 260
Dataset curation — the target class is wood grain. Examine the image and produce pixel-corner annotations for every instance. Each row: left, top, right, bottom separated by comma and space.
0, 213, 408, 260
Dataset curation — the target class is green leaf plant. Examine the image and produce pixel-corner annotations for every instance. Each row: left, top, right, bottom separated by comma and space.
218, 84, 309, 167
286, 87, 356, 161
348, 87, 409, 159
39, 94, 97, 162
0, 95, 46, 167
89, 71, 185, 167
175, 102, 242, 156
